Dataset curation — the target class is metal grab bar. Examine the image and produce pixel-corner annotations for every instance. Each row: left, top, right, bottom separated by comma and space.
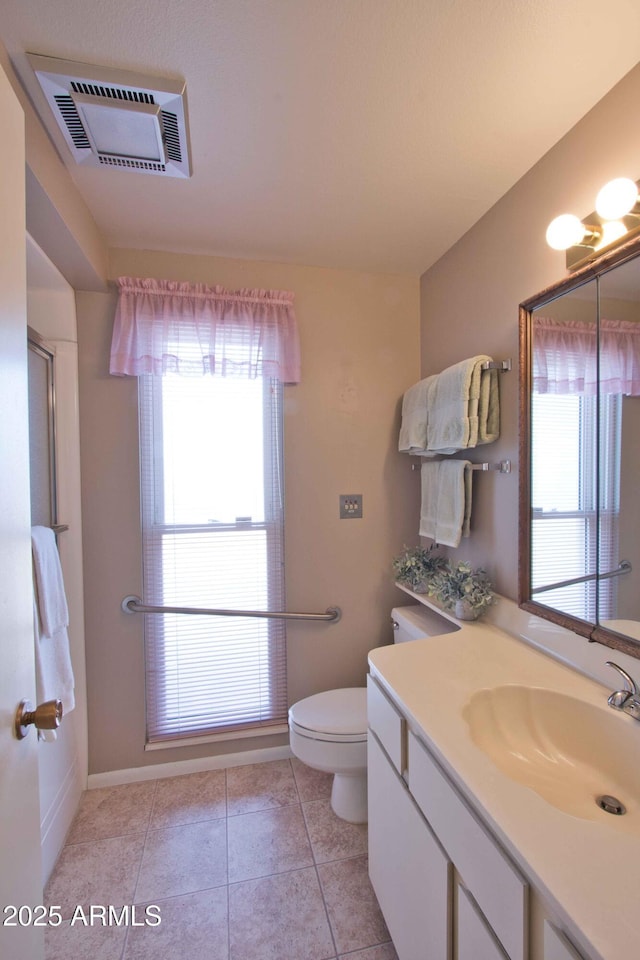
532, 560, 632, 596
121, 595, 342, 623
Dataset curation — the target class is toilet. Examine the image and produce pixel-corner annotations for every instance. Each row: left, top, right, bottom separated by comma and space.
288, 604, 459, 823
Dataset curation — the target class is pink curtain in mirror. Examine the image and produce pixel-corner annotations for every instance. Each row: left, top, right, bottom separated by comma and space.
533, 316, 640, 396
110, 277, 301, 383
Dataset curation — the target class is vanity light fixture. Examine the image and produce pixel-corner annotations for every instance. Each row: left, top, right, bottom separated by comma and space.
545, 176, 640, 271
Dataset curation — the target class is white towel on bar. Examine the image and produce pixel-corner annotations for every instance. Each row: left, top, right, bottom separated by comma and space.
426, 356, 491, 453
419, 460, 472, 548
398, 375, 437, 455
31, 526, 75, 717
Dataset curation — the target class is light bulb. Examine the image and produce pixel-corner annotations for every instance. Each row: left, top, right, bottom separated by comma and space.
596, 219, 627, 248
595, 178, 638, 220
545, 214, 586, 251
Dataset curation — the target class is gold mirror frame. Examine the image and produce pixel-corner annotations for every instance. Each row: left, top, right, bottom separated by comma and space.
519, 230, 640, 659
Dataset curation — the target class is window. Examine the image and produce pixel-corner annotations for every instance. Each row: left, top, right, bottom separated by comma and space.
110, 275, 299, 745
138, 371, 288, 744
531, 392, 621, 619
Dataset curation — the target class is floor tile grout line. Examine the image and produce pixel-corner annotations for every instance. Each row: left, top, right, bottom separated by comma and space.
299, 793, 340, 960
122, 776, 159, 960
338, 943, 395, 958
224, 768, 231, 960
226, 798, 301, 818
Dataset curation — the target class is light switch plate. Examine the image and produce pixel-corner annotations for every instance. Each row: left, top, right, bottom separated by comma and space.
340, 494, 363, 519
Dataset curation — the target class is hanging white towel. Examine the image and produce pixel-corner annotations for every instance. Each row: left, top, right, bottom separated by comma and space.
418, 460, 439, 541
419, 460, 472, 548
426, 356, 491, 453
31, 526, 75, 717
398, 375, 437, 455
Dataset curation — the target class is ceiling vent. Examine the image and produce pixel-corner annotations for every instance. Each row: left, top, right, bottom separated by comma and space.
28, 54, 191, 178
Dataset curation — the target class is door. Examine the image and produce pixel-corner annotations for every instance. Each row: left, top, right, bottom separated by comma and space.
0, 61, 45, 960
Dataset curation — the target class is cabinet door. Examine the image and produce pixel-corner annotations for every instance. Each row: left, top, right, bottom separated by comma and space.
368, 731, 451, 960
457, 884, 508, 960
409, 732, 527, 960
543, 922, 584, 960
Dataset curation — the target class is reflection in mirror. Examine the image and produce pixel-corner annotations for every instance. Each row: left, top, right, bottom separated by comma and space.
520, 233, 640, 656
27, 330, 57, 528
530, 280, 598, 622
597, 257, 640, 638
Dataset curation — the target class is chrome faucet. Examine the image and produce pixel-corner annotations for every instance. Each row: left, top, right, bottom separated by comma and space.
606, 661, 640, 720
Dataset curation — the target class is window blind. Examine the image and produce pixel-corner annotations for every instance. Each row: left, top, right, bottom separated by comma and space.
531, 392, 620, 620
138, 372, 288, 743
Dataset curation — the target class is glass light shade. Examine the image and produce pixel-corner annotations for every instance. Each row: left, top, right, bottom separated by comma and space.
546, 214, 586, 251
595, 178, 638, 220
596, 220, 628, 248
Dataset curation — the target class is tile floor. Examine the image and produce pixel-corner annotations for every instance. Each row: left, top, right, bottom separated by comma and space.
44, 757, 398, 960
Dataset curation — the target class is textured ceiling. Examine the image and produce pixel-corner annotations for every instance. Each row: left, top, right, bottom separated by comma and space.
3, 0, 640, 275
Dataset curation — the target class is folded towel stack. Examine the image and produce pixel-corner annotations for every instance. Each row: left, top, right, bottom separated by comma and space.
31, 526, 75, 734
419, 460, 472, 548
399, 356, 499, 455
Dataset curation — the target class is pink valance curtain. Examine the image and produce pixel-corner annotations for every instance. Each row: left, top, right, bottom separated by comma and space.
110, 277, 301, 383
533, 316, 640, 396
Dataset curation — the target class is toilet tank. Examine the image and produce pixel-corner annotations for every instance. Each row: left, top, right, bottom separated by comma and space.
391, 604, 459, 643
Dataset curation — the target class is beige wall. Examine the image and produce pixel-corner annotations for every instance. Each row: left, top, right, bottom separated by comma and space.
78, 250, 420, 774
419, 61, 640, 601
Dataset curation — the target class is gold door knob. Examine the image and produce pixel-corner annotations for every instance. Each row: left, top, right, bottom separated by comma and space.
14, 699, 63, 740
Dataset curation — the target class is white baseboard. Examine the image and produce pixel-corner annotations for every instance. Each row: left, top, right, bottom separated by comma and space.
88, 743, 293, 790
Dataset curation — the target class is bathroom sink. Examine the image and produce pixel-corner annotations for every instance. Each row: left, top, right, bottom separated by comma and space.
463, 684, 640, 830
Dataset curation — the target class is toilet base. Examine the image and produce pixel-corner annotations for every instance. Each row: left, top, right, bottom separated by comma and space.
331, 771, 368, 824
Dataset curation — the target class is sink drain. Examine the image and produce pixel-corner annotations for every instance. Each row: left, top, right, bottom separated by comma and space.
596, 794, 626, 815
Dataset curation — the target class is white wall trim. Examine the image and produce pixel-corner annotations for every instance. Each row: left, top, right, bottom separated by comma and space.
144, 723, 289, 751
88, 743, 293, 789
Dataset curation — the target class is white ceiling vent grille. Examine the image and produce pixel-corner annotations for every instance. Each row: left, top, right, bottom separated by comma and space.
28, 54, 191, 178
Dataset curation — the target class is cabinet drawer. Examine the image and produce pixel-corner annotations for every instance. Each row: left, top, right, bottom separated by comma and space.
367, 674, 406, 772
408, 732, 527, 960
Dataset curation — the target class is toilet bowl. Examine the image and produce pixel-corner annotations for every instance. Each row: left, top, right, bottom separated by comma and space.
288, 605, 459, 824
288, 687, 368, 823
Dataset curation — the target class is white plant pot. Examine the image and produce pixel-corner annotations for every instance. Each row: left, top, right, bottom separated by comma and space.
455, 598, 480, 621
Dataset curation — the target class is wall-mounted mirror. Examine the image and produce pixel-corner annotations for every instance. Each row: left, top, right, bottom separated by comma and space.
27, 327, 58, 528
519, 233, 640, 657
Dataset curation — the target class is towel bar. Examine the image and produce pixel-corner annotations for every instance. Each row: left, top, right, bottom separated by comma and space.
481, 359, 512, 371
470, 460, 511, 473
411, 459, 511, 473
121, 595, 342, 623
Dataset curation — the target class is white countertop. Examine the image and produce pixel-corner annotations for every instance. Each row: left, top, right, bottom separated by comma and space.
368, 617, 640, 960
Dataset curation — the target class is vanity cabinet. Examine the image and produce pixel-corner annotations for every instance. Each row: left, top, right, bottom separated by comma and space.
367, 674, 587, 960
408, 730, 527, 960
368, 732, 451, 960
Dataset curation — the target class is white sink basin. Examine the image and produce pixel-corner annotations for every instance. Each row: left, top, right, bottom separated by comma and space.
463, 684, 640, 831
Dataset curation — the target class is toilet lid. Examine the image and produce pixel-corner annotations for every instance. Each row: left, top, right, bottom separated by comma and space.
289, 687, 367, 738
